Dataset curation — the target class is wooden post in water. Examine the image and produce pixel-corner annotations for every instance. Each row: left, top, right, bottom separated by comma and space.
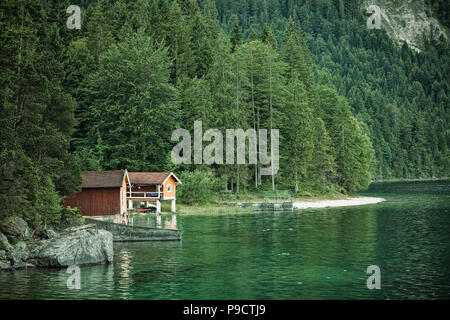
156, 200, 161, 213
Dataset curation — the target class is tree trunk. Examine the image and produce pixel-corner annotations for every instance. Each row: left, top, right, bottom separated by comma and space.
250, 47, 258, 188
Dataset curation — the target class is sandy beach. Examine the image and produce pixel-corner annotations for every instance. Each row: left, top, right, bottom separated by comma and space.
293, 197, 385, 209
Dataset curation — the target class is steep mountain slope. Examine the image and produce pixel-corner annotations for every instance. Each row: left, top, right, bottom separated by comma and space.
362, 0, 448, 51
214, 0, 449, 179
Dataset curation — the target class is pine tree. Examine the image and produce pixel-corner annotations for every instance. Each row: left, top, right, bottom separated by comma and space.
148, 0, 170, 43
0, 0, 80, 225
317, 86, 374, 192
86, 29, 179, 171
167, 0, 193, 84
207, 31, 240, 189
260, 24, 277, 50
282, 18, 313, 90
84, 0, 114, 64
238, 40, 287, 188
230, 15, 242, 53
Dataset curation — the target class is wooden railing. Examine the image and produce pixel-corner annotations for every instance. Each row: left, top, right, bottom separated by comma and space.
127, 191, 161, 199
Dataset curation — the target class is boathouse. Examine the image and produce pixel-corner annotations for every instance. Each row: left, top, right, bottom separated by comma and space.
127, 172, 181, 213
65, 170, 130, 216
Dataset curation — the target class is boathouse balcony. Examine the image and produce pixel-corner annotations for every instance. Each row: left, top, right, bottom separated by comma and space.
126, 191, 161, 200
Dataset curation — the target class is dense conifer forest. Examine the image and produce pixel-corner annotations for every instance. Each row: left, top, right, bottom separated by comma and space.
1, 0, 448, 225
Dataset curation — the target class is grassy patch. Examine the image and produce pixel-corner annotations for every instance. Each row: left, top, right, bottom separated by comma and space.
175, 203, 254, 215
172, 190, 353, 215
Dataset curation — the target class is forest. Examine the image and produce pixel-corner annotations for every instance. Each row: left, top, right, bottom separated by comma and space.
0, 0, 448, 227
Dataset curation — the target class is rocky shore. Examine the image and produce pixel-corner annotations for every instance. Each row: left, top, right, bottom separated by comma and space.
0, 216, 113, 271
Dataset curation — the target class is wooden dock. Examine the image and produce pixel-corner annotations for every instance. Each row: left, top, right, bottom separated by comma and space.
84, 218, 181, 241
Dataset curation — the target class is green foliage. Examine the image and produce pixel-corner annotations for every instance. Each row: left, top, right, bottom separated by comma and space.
214, 0, 449, 181
262, 190, 293, 202
84, 0, 114, 63
2, 0, 447, 223
230, 15, 242, 52
33, 178, 63, 228
60, 206, 83, 228
177, 169, 226, 205
0, 0, 80, 225
84, 29, 179, 171
317, 86, 374, 192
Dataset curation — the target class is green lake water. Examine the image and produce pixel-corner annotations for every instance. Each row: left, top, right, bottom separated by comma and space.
1, 180, 449, 299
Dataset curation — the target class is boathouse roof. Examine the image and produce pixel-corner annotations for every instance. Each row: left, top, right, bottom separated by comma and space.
128, 172, 181, 186
81, 170, 129, 188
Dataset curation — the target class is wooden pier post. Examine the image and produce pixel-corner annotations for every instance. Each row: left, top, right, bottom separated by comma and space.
156, 200, 161, 213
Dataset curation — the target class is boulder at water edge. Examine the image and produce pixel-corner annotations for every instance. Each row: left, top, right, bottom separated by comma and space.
35, 224, 113, 267
0, 216, 31, 242
6, 241, 29, 268
0, 231, 13, 270
0, 246, 10, 270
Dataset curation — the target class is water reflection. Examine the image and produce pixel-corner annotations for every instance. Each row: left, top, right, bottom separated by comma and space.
164, 215, 177, 230
119, 213, 178, 230
0, 181, 449, 299
129, 213, 178, 230
117, 249, 133, 300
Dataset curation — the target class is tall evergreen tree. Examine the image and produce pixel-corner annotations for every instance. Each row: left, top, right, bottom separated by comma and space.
230, 15, 242, 53
0, 0, 80, 225
85, 29, 179, 171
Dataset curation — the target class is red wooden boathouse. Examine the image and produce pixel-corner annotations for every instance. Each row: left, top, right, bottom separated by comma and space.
64, 170, 130, 216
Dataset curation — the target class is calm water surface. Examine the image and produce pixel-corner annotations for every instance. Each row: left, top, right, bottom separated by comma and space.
1, 181, 449, 299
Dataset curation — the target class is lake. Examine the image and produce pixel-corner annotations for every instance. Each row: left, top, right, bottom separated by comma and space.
0, 180, 449, 299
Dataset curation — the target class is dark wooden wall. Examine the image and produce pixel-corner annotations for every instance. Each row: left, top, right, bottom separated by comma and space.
65, 188, 120, 216
131, 185, 157, 193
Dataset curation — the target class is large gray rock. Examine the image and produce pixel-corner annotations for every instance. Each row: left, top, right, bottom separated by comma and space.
6, 241, 29, 268
36, 224, 113, 267
0, 233, 13, 270
0, 216, 31, 241
0, 232, 12, 252
0, 261, 11, 270
43, 229, 58, 239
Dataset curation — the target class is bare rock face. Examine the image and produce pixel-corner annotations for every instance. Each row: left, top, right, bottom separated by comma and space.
6, 241, 29, 268
361, 0, 448, 52
0, 232, 12, 252
0, 232, 15, 270
43, 229, 58, 239
0, 232, 30, 269
0, 260, 10, 270
35, 224, 113, 267
0, 248, 10, 270
1, 224, 114, 271
0, 216, 32, 242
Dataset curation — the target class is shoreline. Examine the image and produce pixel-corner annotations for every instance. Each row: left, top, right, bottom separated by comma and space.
370, 177, 448, 183
293, 196, 385, 209
172, 196, 385, 215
